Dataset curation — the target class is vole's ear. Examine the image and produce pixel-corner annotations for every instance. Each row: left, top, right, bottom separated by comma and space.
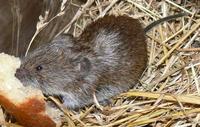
80, 57, 91, 75
72, 56, 91, 75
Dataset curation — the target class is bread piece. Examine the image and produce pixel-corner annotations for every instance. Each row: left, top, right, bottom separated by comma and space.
0, 53, 62, 127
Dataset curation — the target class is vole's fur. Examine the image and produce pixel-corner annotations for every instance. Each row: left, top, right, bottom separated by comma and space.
16, 15, 147, 109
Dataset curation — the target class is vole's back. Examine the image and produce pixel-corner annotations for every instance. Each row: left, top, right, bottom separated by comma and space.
77, 15, 147, 102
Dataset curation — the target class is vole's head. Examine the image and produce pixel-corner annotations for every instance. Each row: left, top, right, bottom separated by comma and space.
15, 34, 91, 95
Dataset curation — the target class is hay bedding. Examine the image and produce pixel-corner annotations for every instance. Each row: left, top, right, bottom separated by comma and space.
1, 0, 200, 126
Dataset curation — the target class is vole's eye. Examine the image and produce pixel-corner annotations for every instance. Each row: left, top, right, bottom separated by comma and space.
36, 65, 43, 71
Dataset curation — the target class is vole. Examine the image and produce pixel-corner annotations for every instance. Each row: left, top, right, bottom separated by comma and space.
15, 13, 186, 109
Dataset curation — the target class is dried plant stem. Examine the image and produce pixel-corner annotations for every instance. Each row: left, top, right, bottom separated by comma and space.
97, 0, 119, 18
165, 0, 193, 15
122, 91, 200, 105
56, 0, 94, 36
156, 20, 200, 66
178, 48, 200, 52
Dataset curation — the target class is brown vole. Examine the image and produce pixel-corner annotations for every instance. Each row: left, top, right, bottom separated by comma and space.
15, 14, 186, 109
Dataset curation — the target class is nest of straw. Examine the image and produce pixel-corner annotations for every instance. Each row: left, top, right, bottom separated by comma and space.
1, 0, 200, 126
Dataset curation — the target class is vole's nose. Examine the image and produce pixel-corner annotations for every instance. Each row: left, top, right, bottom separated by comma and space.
15, 68, 26, 79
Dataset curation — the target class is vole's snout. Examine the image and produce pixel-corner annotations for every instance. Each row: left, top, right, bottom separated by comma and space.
15, 68, 27, 80
15, 67, 36, 87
